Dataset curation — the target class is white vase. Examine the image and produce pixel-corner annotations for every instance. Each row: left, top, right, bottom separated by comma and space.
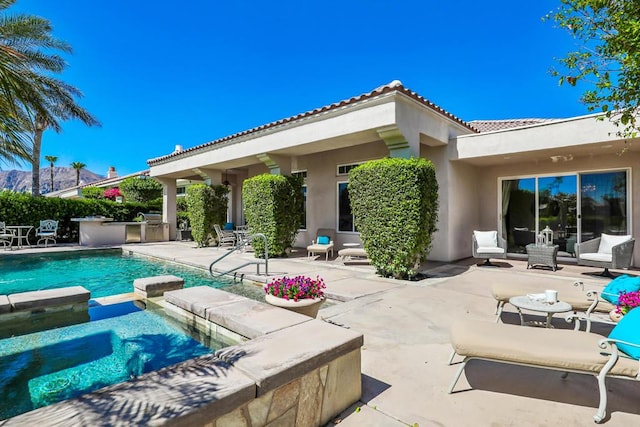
264, 294, 325, 318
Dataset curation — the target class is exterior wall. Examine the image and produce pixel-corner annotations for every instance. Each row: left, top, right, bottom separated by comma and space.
292, 141, 389, 248
211, 349, 361, 427
472, 151, 639, 265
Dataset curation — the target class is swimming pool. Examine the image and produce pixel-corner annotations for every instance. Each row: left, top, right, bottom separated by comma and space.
0, 300, 238, 420
0, 249, 261, 299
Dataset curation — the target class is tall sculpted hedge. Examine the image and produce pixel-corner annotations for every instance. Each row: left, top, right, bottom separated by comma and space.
185, 184, 228, 247
348, 158, 438, 279
242, 174, 303, 257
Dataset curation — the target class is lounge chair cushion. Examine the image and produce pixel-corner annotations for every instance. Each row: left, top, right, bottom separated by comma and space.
601, 275, 640, 305
450, 320, 639, 377
598, 233, 632, 254
580, 252, 612, 263
474, 230, 497, 248
317, 235, 330, 245
609, 307, 640, 359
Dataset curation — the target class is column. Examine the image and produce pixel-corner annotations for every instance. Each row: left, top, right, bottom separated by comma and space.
157, 177, 177, 241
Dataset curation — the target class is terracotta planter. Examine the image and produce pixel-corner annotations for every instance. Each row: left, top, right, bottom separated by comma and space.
609, 309, 624, 323
264, 294, 325, 318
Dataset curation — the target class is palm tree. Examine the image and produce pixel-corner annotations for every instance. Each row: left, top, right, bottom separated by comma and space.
71, 161, 86, 186
0, 0, 100, 193
44, 155, 57, 192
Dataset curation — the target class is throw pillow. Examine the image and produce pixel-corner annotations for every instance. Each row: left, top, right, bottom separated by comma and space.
598, 233, 631, 254
317, 235, 330, 245
224, 222, 235, 230
474, 230, 497, 247
608, 306, 640, 359
601, 275, 640, 305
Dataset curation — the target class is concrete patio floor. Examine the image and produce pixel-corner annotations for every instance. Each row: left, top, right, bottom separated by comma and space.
3, 241, 639, 425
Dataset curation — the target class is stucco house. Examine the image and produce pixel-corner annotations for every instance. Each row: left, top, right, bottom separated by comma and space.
147, 80, 639, 265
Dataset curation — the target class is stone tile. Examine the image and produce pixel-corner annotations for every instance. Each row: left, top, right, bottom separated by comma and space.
247, 390, 272, 426
215, 319, 363, 397
265, 406, 297, 427
8, 286, 90, 311
133, 274, 184, 297
206, 299, 311, 339
267, 379, 300, 422
214, 407, 249, 427
320, 350, 362, 425
295, 369, 323, 427
164, 286, 245, 318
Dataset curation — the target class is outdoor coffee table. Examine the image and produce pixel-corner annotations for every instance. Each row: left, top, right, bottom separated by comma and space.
526, 243, 559, 271
509, 295, 572, 328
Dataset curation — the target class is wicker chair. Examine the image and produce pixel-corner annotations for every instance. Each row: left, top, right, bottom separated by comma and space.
576, 233, 635, 277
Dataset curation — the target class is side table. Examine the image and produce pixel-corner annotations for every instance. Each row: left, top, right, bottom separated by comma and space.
526, 244, 559, 271
509, 295, 572, 328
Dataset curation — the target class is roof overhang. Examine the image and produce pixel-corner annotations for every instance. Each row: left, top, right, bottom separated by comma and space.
453, 113, 640, 166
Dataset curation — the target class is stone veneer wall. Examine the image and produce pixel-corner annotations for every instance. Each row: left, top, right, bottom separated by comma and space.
212, 349, 361, 427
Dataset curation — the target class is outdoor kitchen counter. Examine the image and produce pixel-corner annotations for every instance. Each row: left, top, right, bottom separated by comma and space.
71, 217, 146, 246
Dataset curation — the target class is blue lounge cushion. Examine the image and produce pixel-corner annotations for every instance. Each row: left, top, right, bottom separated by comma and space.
317, 235, 330, 245
601, 275, 640, 304
609, 306, 640, 359
224, 222, 235, 230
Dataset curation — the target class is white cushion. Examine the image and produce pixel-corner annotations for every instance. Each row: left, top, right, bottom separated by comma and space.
581, 253, 613, 263
477, 247, 505, 255
598, 234, 631, 254
474, 230, 498, 248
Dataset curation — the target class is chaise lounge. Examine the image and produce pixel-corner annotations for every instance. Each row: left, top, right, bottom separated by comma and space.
448, 309, 640, 423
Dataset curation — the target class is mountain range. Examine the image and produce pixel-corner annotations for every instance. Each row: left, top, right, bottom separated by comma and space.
0, 167, 104, 193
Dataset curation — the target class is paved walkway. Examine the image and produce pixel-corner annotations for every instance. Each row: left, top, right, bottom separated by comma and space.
3, 242, 640, 425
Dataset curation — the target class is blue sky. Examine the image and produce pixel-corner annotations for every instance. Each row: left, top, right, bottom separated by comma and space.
10, 0, 590, 176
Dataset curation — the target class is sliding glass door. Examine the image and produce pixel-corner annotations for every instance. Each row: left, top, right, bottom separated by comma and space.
501, 170, 629, 254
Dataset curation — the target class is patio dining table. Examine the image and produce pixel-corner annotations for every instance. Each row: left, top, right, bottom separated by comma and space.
6, 225, 33, 249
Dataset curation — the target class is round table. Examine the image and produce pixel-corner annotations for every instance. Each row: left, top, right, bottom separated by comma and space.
6, 225, 33, 249
509, 295, 572, 328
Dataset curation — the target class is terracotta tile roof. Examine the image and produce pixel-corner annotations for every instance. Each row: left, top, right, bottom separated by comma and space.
147, 81, 478, 166
468, 119, 557, 133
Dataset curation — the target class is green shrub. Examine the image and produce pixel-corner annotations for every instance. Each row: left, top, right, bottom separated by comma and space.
185, 184, 228, 247
0, 190, 160, 244
348, 158, 438, 279
242, 174, 303, 257
81, 186, 105, 199
119, 176, 163, 203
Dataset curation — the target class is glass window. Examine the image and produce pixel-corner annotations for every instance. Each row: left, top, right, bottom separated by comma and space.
337, 163, 363, 176
338, 182, 355, 232
300, 185, 307, 230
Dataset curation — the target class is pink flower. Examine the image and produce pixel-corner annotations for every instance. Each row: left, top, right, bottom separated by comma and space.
264, 275, 325, 301
616, 290, 640, 315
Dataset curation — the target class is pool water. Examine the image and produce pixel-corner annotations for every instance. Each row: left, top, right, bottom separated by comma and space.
0, 249, 250, 298
0, 301, 236, 420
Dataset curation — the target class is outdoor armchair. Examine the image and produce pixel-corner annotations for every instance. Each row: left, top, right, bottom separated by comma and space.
307, 228, 335, 261
472, 230, 507, 266
576, 233, 635, 277
35, 219, 58, 247
0, 221, 15, 249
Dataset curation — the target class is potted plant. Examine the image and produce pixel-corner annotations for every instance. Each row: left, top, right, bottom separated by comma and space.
264, 275, 326, 318
611, 290, 640, 322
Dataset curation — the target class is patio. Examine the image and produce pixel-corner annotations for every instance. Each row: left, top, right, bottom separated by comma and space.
2, 242, 639, 425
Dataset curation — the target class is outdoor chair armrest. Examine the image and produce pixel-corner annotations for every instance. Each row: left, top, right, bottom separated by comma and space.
575, 237, 601, 258
611, 238, 635, 268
